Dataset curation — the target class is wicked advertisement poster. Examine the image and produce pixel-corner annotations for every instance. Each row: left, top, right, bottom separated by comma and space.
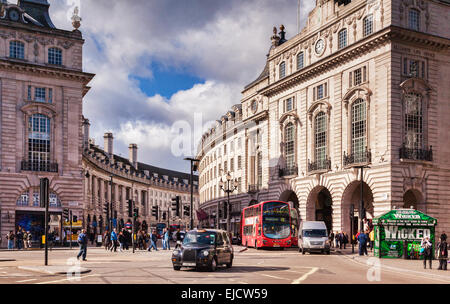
373, 209, 437, 259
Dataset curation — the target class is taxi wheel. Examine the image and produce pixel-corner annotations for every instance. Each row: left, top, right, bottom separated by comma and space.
173, 266, 181, 271
209, 257, 217, 272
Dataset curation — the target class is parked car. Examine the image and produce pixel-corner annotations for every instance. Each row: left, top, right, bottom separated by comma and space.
298, 221, 330, 255
171, 229, 233, 271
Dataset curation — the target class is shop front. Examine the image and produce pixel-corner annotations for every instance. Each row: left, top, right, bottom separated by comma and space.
373, 208, 437, 259
15, 210, 62, 247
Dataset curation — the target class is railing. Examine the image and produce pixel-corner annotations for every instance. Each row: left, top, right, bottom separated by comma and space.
247, 184, 259, 194
21, 160, 58, 173
343, 148, 372, 167
308, 158, 331, 173
278, 165, 298, 177
399, 144, 433, 161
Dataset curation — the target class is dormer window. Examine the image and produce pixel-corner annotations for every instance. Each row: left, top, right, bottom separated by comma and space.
48, 48, 62, 65
10, 41, 25, 59
408, 9, 420, 31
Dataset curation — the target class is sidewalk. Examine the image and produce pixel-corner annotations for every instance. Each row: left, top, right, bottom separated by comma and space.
334, 246, 450, 282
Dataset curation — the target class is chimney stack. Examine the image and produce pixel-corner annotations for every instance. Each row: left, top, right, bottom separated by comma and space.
129, 144, 138, 169
82, 117, 90, 148
104, 132, 114, 160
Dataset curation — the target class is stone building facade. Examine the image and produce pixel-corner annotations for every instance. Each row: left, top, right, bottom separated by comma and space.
0, 1, 94, 246
81, 120, 200, 237
197, 0, 450, 237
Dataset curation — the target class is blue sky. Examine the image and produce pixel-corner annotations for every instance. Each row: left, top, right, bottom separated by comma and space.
49, 0, 315, 173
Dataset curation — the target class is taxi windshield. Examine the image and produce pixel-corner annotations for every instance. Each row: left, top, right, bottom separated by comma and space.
183, 231, 216, 245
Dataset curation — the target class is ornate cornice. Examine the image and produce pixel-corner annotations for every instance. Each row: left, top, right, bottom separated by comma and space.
259, 26, 450, 97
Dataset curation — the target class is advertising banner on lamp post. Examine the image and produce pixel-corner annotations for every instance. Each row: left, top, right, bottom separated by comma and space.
373, 209, 437, 259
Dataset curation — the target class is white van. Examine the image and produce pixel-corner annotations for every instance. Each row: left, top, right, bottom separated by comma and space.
298, 221, 330, 255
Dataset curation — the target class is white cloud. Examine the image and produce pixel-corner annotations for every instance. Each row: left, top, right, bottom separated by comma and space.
48, 0, 316, 172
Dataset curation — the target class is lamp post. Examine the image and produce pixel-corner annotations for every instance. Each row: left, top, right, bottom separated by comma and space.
219, 172, 238, 234
354, 165, 370, 233
109, 175, 114, 233
184, 157, 200, 230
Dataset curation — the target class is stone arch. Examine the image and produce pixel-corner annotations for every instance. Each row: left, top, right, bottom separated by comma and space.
341, 180, 374, 234
306, 185, 333, 232
403, 189, 423, 210
279, 190, 299, 209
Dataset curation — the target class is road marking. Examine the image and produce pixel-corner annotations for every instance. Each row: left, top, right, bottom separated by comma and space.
36, 274, 99, 284
291, 267, 319, 284
261, 274, 290, 281
16, 279, 37, 283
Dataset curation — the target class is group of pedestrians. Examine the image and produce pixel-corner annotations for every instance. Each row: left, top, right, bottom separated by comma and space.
5, 228, 33, 250
422, 232, 448, 270
330, 231, 350, 249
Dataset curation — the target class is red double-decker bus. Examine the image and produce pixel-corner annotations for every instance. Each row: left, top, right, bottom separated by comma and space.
241, 201, 292, 249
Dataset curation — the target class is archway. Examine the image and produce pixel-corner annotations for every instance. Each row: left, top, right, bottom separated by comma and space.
306, 186, 333, 232
342, 181, 374, 235
403, 189, 423, 210
279, 190, 300, 241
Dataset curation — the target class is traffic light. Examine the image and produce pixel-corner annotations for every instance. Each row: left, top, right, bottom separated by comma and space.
218, 208, 222, 218
104, 203, 109, 217
39, 178, 49, 208
152, 205, 159, 220
73, 215, 78, 223
133, 207, 139, 218
183, 206, 190, 217
162, 212, 166, 220
127, 200, 133, 217
171, 196, 180, 217
360, 206, 366, 220
63, 209, 69, 221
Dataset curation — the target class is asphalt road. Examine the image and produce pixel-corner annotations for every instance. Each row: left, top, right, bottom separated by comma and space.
0, 246, 448, 284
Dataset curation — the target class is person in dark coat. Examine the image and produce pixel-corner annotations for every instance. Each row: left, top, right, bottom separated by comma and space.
421, 237, 433, 269
76, 229, 88, 261
437, 238, 448, 270
357, 230, 368, 256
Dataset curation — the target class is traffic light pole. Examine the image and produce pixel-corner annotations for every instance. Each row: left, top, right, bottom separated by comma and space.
70, 210, 73, 250
132, 200, 135, 254
40, 178, 49, 266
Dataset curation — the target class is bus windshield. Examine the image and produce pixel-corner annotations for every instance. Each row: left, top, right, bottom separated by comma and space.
302, 229, 327, 237
262, 202, 290, 239
183, 231, 216, 246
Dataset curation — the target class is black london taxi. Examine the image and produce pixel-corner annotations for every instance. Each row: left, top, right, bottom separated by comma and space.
171, 229, 233, 271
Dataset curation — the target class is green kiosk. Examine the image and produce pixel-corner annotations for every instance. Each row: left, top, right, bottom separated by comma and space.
373, 208, 437, 259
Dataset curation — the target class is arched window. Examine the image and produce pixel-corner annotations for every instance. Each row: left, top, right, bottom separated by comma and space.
351, 99, 367, 162
285, 123, 295, 170
279, 61, 286, 79
408, 9, 420, 31
28, 114, 51, 171
338, 29, 347, 50
297, 52, 304, 70
404, 93, 423, 149
48, 47, 62, 65
363, 15, 373, 37
314, 112, 327, 164
10, 41, 24, 59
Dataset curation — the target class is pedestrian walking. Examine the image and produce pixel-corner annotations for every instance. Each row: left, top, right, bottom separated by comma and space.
440, 231, 447, 242
103, 230, 111, 251
110, 228, 118, 252
436, 238, 448, 271
335, 231, 340, 248
23, 231, 28, 249
6, 231, 15, 250
16, 228, 23, 250
329, 231, 335, 249
148, 230, 158, 251
76, 229, 88, 261
369, 229, 375, 251
421, 236, 433, 269
118, 231, 125, 252
357, 230, 368, 256
27, 231, 32, 249
162, 228, 170, 250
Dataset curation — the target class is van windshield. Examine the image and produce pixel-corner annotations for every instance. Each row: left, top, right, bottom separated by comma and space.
303, 229, 327, 237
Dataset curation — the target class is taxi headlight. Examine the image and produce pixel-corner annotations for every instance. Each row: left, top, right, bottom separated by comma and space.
173, 250, 181, 256
202, 250, 209, 257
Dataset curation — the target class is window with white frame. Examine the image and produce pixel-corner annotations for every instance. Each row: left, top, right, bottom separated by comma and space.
351, 99, 367, 162
408, 9, 420, 31
314, 112, 327, 163
48, 47, 62, 65
349, 66, 367, 87
404, 93, 423, 149
285, 123, 295, 170
313, 83, 328, 101
297, 52, 304, 70
338, 29, 347, 50
285, 97, 294, 112
28, 114, 51, 170
363, 15, 373, 37
10, 41, 25, 59
279, 61, 286, 79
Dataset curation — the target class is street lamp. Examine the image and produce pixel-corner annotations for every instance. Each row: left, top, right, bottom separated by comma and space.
354, 165, 370, 233
184, 157, 200, 230
219, 172, 238, 233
